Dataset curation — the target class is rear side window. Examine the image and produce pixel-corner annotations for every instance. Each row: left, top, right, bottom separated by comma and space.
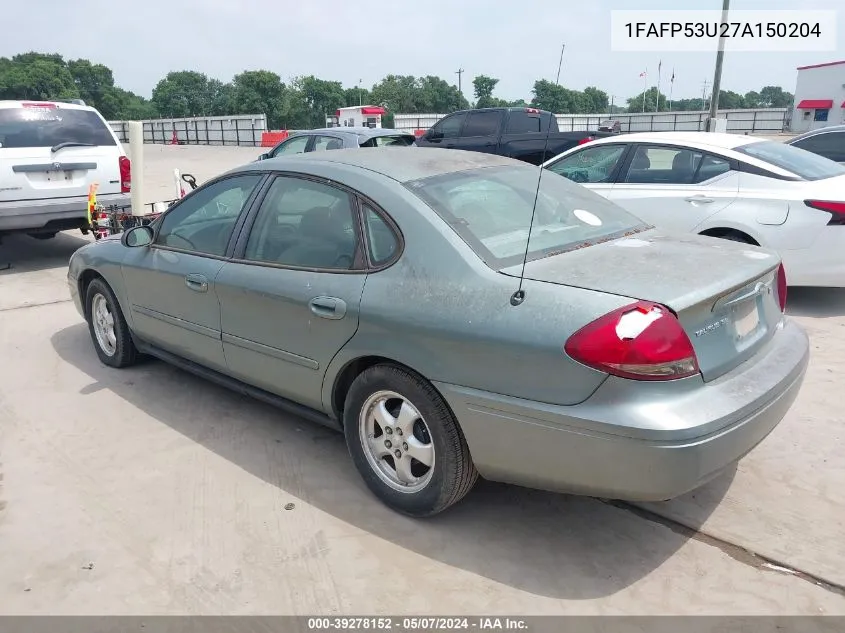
505, 111, 548, 134
790, 132, 845, 163
735, 140, 845, 181
462, 111, 503, 137
0, 105, 116, 149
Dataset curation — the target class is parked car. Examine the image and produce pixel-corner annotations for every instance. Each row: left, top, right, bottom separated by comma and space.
256, 127, 416, 160
414, 107, 617, 165
785, 125, 845, 164
0, 100, 130, 241
543, 131, 845, 287
67, 148, 808, 517
598, 119, 622, 133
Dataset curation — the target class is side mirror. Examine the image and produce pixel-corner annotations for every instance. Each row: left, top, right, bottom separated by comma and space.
258, 152, 270, 160
122, 224, 154, 248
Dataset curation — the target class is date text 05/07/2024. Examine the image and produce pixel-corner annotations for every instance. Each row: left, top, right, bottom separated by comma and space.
306, 617, 529, 630
624, 21, 822, 39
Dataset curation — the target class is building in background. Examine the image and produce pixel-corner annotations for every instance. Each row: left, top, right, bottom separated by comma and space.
791, 60, 845, 132
325, 105, 386, 129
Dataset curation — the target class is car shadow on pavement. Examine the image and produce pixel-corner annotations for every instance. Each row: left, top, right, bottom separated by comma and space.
51, 323, 732, 601
786, 287, 845, 318
0, 232, 89, 275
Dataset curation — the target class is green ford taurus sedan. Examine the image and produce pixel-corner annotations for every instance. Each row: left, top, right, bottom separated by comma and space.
67, 148, 809, 517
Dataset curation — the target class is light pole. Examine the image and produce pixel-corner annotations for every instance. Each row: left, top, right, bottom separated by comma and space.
708, 0, 730, 128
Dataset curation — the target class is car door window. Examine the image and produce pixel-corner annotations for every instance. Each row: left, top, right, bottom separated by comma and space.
462, 111, 503, 138
362, 204, 399, 265
360, 135, 416, 147
623, 145, 730, 185
312, 135, 344, 151
243, 176, 360, 270
791, 132, 845, 163
547, 145, 627, 183
272, 135, 309, 156
155, 174, 262, 256
426, 113, 467, 141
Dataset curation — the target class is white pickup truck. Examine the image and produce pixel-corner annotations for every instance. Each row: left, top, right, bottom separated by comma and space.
0, 99, 131, 241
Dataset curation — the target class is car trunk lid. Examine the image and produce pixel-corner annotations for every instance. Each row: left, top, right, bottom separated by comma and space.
500, 230, 784, 382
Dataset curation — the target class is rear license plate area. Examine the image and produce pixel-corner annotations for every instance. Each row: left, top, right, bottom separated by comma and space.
733, 300, 760, 339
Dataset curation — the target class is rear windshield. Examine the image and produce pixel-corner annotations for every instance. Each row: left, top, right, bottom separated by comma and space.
735, 140, 845, 181
361, 134, 416, 147
405, 165, 649, 269
0, 105, 116, 149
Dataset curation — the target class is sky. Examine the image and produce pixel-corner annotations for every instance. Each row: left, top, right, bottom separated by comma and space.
3, 0, 843, 106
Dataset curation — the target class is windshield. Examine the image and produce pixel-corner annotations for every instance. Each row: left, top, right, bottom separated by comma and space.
0, 105, 116, 149
736, 140, 845, 181
405, 165, 649, 269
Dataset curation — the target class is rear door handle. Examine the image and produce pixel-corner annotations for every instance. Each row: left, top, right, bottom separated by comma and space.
685, 195, 714, 203
309, 296, 347, 320
185, 273, 209, 292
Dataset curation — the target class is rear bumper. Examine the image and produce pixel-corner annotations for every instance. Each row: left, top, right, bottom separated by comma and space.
0, 193, 130, 232
780, 228, 845, 287
435, 318, 809, 501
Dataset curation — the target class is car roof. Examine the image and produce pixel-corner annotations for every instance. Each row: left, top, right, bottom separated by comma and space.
293, 127, 415, 139
241, 147, 525, 182
0, 99, 93, 112
788, 125, 845, 142
585, 131, 765, 151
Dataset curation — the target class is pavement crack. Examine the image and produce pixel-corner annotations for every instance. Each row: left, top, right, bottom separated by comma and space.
0, 298, 72, 312
606, 500, 845, 599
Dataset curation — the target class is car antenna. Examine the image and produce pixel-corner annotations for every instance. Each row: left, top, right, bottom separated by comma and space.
510, 107, 556, 307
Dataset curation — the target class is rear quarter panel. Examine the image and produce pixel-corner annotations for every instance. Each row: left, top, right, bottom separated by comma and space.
317, 170, 635, 410
68, 240, 134, 325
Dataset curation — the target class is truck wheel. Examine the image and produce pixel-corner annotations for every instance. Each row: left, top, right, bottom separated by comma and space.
344, 364, 478, 517
85, 278, 138, 368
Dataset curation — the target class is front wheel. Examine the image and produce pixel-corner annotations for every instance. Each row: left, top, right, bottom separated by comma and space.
85, 278, 138, 368
344, 364, 478, 517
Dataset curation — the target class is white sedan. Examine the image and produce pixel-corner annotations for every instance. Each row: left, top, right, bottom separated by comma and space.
542, 132, 845, 287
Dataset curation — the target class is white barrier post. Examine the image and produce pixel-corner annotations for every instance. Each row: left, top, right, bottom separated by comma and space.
173, 168, 184, 199
128, 122, 145, 216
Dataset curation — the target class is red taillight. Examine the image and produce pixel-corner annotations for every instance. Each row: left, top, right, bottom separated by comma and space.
776, 262, 787, 312
564, 301, 700, 381
22, 101, 57, 108
578, 136, 594, 145
804, 199, 845, 226
119, 156, 131, 193
525, 107, 541, 114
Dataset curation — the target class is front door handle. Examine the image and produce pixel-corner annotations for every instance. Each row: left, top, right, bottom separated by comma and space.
185, 273, 209, 292
685, 195, 714, 204
309, 296, 347, 320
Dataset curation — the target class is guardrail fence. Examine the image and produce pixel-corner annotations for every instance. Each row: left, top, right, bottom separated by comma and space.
109, 114, 268, 146
394, 108, 789, 135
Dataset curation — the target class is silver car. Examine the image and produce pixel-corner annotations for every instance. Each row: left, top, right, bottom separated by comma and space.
256, 127, 416, 160
67, 148, 809, 517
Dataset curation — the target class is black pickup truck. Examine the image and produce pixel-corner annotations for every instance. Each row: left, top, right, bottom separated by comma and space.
414, 107, 618, 165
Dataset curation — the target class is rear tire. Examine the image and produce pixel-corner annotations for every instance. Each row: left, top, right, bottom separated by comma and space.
343, 364, 478, 517
85, 278, 138, 368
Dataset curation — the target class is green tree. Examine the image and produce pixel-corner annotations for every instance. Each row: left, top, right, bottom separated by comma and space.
0, 52, 78, 101
416, 75, 467, 112
582, 86, 609, 112
66, 59, 122, 118
759, 85, 793, 108
716, 90, 746, 109
151, 71, 220, 118
344, 86, 370, 107
370, 75, 420, 113
626, 87, 670, 113
743, 90, 762, 108
112, 87, 157, 119
230, 70, 286, 129
472, 75, 499, 109
288, 75, 346, 129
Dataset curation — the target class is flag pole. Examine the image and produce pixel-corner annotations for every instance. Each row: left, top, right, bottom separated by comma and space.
669, 68, 675, 111
642, 68, 647, 113
656, 61, 662, 112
